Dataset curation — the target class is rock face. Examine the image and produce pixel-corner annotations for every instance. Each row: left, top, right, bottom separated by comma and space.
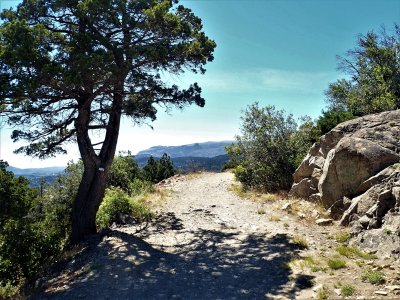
290, 110, 400, 257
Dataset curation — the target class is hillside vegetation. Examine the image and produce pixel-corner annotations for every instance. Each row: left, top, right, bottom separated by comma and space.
0, 154, 175, 298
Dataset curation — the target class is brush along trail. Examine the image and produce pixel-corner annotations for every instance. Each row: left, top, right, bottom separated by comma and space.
35, 172, 400, 299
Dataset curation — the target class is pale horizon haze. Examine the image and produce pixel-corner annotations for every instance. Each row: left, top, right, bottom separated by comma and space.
0, 0, 399, 168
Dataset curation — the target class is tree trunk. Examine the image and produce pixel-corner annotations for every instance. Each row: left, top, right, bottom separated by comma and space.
70, 83, 123, 245
70, 165, 109, 244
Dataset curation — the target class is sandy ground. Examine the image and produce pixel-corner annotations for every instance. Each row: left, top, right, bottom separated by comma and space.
33, 172, 400, 299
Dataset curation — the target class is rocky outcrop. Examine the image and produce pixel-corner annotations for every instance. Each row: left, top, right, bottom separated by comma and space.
290, 110, 400, 257
290, 110, 400, 204
339, 164, 400, 227
319, 137, 399, 207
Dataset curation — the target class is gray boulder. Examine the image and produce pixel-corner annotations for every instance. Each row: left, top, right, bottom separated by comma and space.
319, 137, 399, 207
290, 110, 400, 205
290, 110, 400, 258
340, 164, 400, 226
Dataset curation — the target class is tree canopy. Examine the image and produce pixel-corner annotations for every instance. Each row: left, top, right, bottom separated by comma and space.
0, 0, 215, 157
326, 24, 400, 116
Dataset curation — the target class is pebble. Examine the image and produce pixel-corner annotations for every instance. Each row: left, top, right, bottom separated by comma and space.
374, 290, 389, 296
312, 284, 323, 292
316, 218, 333, 226
334, 288, 341, 296
297, 212, 306, 218
386, 285, 400, 291
281, 203, 291, 211
356, 297, 365, 300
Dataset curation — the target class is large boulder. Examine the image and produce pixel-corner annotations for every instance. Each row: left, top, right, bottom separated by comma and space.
339, 164, 400, 227
290, 110, 400, 205
318, 137, 399, 207
290, 110, 400, 257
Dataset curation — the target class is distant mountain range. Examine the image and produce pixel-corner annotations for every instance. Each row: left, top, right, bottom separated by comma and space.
135, 141, 233, 159
6, 166, 65, 187
134, 141, 233, 172
7, 166, 65, 176
6, 141, 234, 185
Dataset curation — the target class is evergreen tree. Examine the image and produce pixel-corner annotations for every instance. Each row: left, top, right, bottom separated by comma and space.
143, 156, 159, 183
0, 0, 215, 244
326, 24, 400, 116
158, 153, 175, 181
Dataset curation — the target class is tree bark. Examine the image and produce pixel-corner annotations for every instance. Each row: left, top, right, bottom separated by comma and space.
70, 84, 123, 245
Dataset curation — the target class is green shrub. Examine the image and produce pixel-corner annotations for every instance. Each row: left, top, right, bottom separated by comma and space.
316, 108, 354, 135
336, 245, 377, 259
0, 160, 80, 296
96, 188, 152, 229
341, 284, 355, 296
327, 259, 347, 270
361, 268, 385, 285
143, 154, 176, 183
335, 232, 351, 243
227, 103, 315, 192
316, 285, 331, 300
0, 282, 19, 299
129, 178, 154, 196
129, 199, 153, 223
107, 153, 141, 193
0, 161, 38, 227
96, 188, 134, 229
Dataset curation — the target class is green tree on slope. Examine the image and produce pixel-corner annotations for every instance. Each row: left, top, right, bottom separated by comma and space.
326, 24, 400, 116
143, 153, 175, 183
228, 103, 310, 192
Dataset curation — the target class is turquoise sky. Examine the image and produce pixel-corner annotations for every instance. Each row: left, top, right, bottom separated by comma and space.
1, 0, 399, 167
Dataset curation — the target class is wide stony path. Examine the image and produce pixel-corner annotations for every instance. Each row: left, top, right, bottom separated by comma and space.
34, 172, 313, 300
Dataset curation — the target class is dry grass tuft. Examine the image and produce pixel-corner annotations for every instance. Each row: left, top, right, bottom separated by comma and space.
229, 183, 282, 202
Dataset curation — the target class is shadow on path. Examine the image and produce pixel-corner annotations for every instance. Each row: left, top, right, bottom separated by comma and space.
35, 215, 313, 299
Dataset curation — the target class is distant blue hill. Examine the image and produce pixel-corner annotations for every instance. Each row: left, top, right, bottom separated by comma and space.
7, 166, 65, 176
135, 141, 233, 159
6, 166, 65, 187
5, 141, 234, 185
135, 154, 230, 172
134, 141, 234, 172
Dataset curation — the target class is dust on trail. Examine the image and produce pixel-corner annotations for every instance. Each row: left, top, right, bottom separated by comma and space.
34, 172, 311, 299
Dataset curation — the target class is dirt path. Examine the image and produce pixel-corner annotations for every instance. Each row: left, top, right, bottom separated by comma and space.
34, 172, 400, 299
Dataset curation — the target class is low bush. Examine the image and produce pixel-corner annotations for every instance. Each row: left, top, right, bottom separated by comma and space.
327, 259, 346, 270
96, 188, 133, 228
335, 232, 351, 243
107, 154, 141, 193
129, 178, 154, 196
341, 284, 355, 296
292, 236, 309, 249
96, 188, 153, 229
336, 245, 377, 259
361, 268, 385, 285
227, 103, 315, 192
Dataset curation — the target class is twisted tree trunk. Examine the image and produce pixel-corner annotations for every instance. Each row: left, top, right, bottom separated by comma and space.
70, 85, 123, 244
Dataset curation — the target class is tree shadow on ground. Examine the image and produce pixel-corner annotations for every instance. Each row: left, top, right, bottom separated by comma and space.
34, 213, 314, 299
